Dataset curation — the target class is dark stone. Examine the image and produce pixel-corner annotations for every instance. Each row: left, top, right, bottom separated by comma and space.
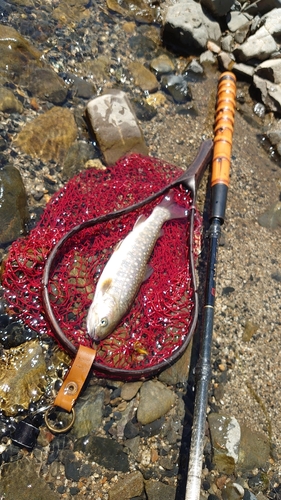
161, 75, 192, 104
124, 420, 140, 439
140, 417, 165, 437
74, 435, 129, 472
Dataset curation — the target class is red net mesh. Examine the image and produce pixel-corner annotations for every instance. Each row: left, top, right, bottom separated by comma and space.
2, 154, 201, 376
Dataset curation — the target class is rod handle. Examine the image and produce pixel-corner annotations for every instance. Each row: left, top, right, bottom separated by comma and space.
211, 71, 236, 221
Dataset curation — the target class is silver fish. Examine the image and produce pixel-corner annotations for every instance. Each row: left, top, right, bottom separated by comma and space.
86, 191, 188, 341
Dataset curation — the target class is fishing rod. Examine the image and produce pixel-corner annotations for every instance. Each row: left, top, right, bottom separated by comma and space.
185, 71, 237, 499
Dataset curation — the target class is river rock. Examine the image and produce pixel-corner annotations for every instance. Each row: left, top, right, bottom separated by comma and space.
106, 0, 158, 23
121, 381, 142, 400
265, 119, 281, 154
128, 61, 159, 93
208, 413, 241, 474
86, 89, 148, 165
150, 54, 175, 75
0, 456, 60, 500
0, 340, 47, 415
253, 75, 281, 113
263, 7, 281, 38
108, 471, 144, 500
52, 0, 90, 24
162, 0, 221, 55
255, 59, 281, 84
234, 26, 278, 62
145, 479, 176, 500
137, 380, 176, 425
158, 341, 192, 385
201, 0, 235, 17
14, 106, 78, 163
226, 11, 251, 32
74, 435, 129, 472
0, 164, 29, 245
0, 25, 67, 104
222, 481, 244, 500
246, 0, 281, 15
238, 423, 270, 471
0, 86, 23, 113
71, 386, 104, 439
258, 201, 281, 229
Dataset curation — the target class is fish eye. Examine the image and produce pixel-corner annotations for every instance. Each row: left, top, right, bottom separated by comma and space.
100, 317, 108, 328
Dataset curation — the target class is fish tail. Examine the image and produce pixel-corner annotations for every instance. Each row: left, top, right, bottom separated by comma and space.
159, 190, 188, 219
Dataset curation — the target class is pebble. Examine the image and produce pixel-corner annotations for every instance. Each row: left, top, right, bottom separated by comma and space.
208, 413, 241, 474
74, 435, 129, 472
0, 87, 23, 114
128, 61, 159, 93
137, 380, 176, 425
161, 74, 192, 103
121, 381, 142, 401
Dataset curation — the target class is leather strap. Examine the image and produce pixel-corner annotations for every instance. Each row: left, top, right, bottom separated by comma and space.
54, 345, 96, 412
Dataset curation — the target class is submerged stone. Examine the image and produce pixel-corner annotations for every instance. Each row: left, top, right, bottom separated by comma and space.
0, 339, 47, 415
0, 86, 23, 113
108, 471, 144, 500
0, 164, 29, 245
106, 0, 158, 23
14, 106, 78, 163
258, 201, 281, 229
0, 457, 60, 500
0, 25, 67, 104
74, 435, 129, 472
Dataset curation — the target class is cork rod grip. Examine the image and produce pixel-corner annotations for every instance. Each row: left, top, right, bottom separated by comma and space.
211, 72, 236, 187
210, 72, 236, 221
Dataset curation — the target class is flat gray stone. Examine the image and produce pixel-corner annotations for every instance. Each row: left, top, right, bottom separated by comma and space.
234, 26, 277, 62
263, 7, 281, 38
163, 0, 221, 55
86, 89, 148, 165
208, 413, 241, 474
227, 11, 251, 32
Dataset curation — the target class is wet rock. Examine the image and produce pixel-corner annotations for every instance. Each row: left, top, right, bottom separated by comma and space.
108, 470, 144, 500
0, 87, 23, 113
255, 59, 281, 84
0, 164, 29, 245
137, 380, 176, 425
60, 72, 96, 99
0, 321, 37, 349
234, 26, 278, 62
162, 0, 221, 55
222, 481, 244, 500
145, 479, 176, 500
106, 0, 159, 24
52, 0, 90, 24
71, 386, 104, 439
86, 89, 148, 165
0, 25, 67, 104
208, 413, 241, 474
14, 106, 78, 163
0, 456, 60, 500
253, 75, 281, 113
226, 11, 251, 32
62, 140, 99, 180
201, 0, 235, 17
158, 341, 192, 385
128, 61, 159, 93
238, 423, 270, 471
150, 54, 175, 76
74, 435, 129, 472
0, 340, 47, 415
161, 74, 192, 103
21, 67, 67, 105
121, 381, 142, 400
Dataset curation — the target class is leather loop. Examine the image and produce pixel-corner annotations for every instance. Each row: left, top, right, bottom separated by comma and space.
54, 345, 96, 412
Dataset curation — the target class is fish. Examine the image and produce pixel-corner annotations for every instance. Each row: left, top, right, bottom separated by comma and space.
86, 190, 188, 342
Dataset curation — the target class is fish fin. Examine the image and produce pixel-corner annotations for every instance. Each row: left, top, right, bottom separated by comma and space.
100, 277, 112, 294
113, 240, 123, 252
159, 190, 188, 219
143, 265, 153, 281
133, 214, 146, 228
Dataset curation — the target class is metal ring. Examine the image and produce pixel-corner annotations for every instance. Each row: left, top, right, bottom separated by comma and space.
44, 406, 75, 434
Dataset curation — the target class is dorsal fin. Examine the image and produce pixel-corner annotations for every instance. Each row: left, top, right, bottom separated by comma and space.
133, 214, 146, 228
